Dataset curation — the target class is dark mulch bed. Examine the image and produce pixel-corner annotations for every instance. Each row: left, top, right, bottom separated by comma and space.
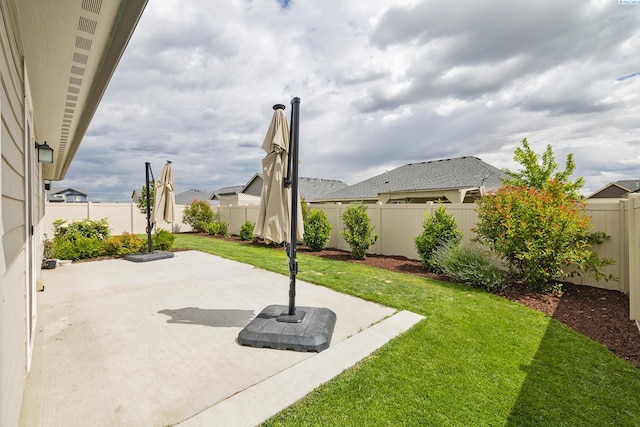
209, 234, 639, 368
297, 245, 640, 368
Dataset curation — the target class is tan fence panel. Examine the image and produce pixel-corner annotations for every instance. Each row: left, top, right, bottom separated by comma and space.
44, 203, 90, 234
562, 201, 628, 291
45, 199, 633, 297
44, 202, 194, 235
378, 204, 430, 259
312, 204, 343, 250
89, 203, 134, 235
628, 195, 640, 323
215, 205, 260, 235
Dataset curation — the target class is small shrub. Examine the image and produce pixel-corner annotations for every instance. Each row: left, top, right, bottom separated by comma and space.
216, 221, 230, 237
53, 218, 110, 241
341, 204, 378, 260
239, 221, 255, 241
53, 235, 104, 260
203, 221, 229, 237
203, 222, 220, 236
183, 200, 215, 233
104, 233, 145, 256
152, 229, 175, 251
414, 205, 462, 273
304, 209, 332, 251
433, 243, 506, 292
51, 218, 110, 260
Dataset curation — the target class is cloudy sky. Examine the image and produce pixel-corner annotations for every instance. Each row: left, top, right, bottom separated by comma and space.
58, 0, 640, 201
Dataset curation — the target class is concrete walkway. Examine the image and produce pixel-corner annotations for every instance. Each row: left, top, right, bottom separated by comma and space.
20, 251, 423, 427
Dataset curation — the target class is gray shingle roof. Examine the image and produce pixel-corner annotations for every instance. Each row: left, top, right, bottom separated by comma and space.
175, 189, 214, 205
299, 177, 348, 202
238, 173, 347, 202
49, 186, 88, 196
212, 185, 244, 196
614, 180, 640, 192
317, 156, 505, 201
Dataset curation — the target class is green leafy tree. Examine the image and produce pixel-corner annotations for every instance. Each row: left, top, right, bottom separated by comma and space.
182, 200, 215, 233
503, 138, 585, 199
137, 185, 155, 215
414, 205, 462, 273
300, 197, 309, 222
341, 204, 378, 260
475, 180, 613, 293
304, 209, 332, 251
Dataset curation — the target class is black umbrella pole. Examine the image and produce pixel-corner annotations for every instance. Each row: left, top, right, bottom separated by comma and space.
287, 97, 301, 316
145, 162, 153, 253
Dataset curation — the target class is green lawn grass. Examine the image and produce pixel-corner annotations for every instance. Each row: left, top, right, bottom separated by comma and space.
173, 234, 640, 426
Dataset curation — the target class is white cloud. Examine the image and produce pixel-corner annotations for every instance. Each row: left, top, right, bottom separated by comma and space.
59, 0, 640, 201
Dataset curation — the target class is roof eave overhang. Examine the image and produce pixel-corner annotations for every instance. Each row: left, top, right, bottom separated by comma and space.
378, 187, 479, 203
15, 0, 148, 181
312, 196, 378, 204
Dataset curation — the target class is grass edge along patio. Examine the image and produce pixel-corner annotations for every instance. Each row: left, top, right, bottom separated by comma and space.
173, 234, 640, 427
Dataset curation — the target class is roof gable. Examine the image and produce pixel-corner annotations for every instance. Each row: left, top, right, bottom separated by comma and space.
50, 187, 88, 197
614, 180, 640, 192
586, 180, 640, 199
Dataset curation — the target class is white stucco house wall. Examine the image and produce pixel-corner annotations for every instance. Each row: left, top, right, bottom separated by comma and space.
0, 1, 147, 425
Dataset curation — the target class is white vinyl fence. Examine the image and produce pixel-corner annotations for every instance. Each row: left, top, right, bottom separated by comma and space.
44, 197, 640, 325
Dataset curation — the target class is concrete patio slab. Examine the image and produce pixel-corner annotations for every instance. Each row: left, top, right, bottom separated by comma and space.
19, 250, 423, 427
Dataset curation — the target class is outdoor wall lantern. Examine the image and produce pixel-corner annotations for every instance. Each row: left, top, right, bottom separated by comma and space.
35, 141, 54, 164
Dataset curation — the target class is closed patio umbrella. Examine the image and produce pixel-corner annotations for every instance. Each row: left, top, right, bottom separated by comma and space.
124, 162, 174, 262
151, 161, 175, 224
238, 99, 336, 351
254, 105, 303, 245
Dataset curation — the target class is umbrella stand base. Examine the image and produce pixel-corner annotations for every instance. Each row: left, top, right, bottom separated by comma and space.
277, 310, 306, 323
123, 251, 175, 263
238, 305, 336, 353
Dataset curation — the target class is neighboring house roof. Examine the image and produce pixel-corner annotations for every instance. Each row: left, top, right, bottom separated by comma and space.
50, 187, 88, 197
240, 173, 348, 201
587, 180, 640, 199
175, 189, 214, 205
48, 187, 88, 202
299, 177, 349, 201
212, 185, 245, 197
316, 156, 505, 203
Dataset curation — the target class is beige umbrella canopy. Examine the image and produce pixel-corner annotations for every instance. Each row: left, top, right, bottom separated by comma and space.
151, 161, 175, 224
254, 106, 304, 244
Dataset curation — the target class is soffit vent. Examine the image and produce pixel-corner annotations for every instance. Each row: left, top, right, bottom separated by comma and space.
82, 0, 103, 15
70, 66, 85, 76
56, 6, 102, 173
75, 36, 92, 51
73, 52, 89, 64
78, 16, 97, 35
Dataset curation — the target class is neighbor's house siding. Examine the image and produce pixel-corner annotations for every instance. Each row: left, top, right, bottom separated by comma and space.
243, 178, 262, 197
1, 2, 30, 426
218, 192, 260, 207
